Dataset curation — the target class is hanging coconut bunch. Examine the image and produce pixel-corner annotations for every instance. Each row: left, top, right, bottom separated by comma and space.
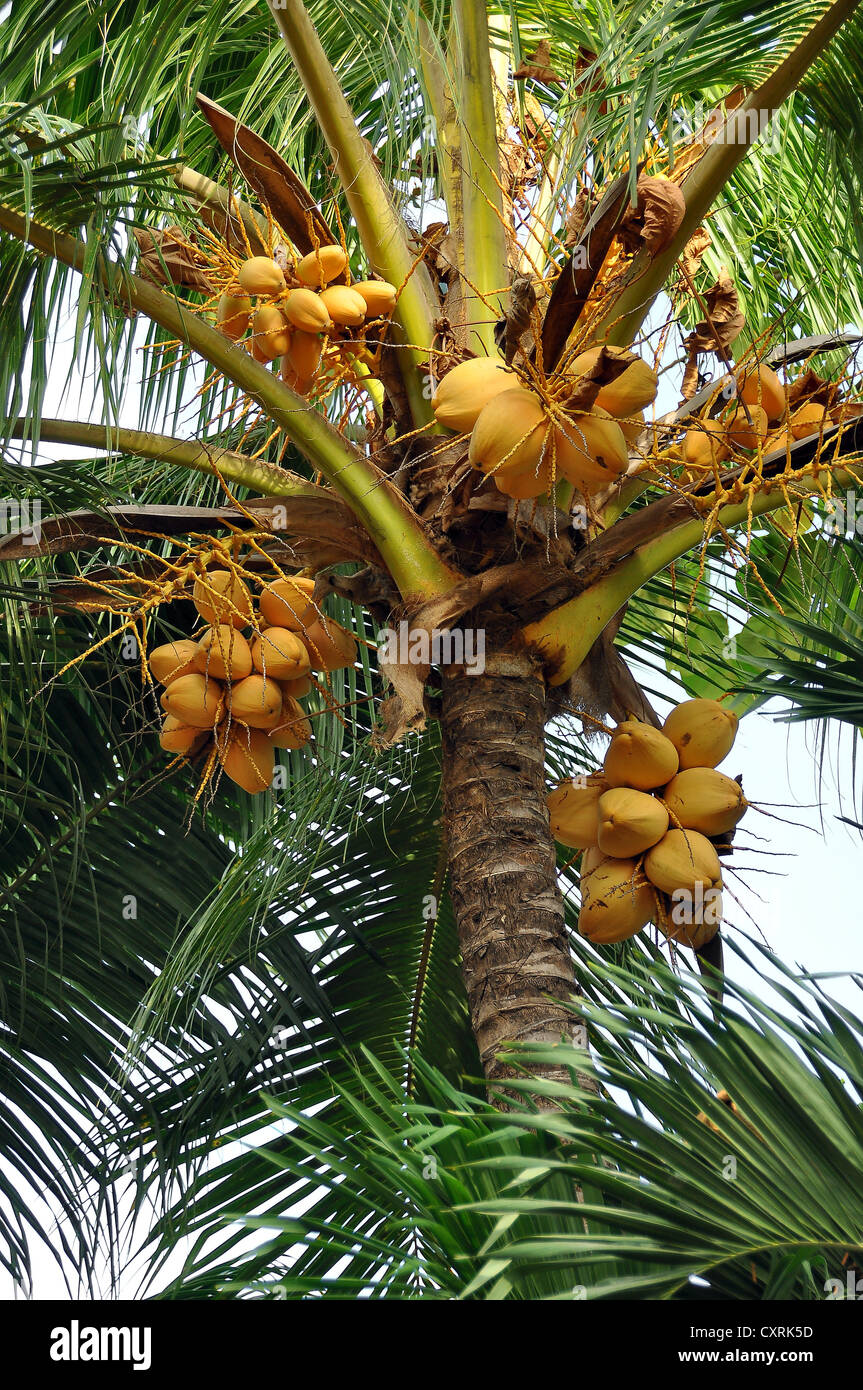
547, 697, 750, 951
679, 358, 863, 481
430, 342, 658, 501
215, 243, 397, 397
147, 559, 358, 795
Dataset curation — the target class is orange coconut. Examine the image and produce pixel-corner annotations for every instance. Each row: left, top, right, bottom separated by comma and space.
432, 357, 518, 434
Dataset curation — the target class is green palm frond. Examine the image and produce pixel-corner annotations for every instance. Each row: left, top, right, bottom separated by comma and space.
5, 0, 863, 1302
0, 579, 476, 1288
143, 938, 863, 1300
4, 1, 863, 436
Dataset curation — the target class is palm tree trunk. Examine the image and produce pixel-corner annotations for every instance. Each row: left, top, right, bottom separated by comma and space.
440, 651, 584, 1094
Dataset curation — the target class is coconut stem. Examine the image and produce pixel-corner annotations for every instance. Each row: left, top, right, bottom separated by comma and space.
599, 0, 862, 349
440, 651, 584, 1101
268, 0, 440, 428
522, 466, 857, 687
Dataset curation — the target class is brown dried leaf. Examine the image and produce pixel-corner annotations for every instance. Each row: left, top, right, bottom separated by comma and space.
541, 167, 637, 371
499, 137, 540, 203
681, 226, 712, 280
0, 492, 382, 569
374, 655, 429, 747
565, 346, 635, 412
680, 353, 702, 402
565, 188, 597, 248
787, 368, 840, 409
131, 225, 213, 293
684, 268, 745, 356
680, 267, 744, 401
513, 40, 563, 86
411, 220, 455, 284
500, 274, 536, 365
619, 174, 686, 256
196, 93, 335, 256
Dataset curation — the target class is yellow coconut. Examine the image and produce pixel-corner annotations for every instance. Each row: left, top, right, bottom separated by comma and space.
724, 403, 769, 450
662, 698, 738, 770
149, 639, 200, 686
644, 828, 722, 896
194, 625, 253, 682
283, 287, 333, 334
619, 411, 646, 447
790, 401, 829, 439
432, 357, 518, 434
192, 569, 254, 629
280, 358, 316, 395
684, 416, 729, 469
159, 714, 207, 755
831, 400, 863, 425
237, 256, 286, 296
319, 285, 367, 327
286, 330, 322, 381
597, 358, 658, 416
555, 407, 629, 492
218, 726, 275, 793
468, 386, 547, 481
352, 279, 398, 316
280, 674, 313, 698
494, 467, 548, 500
259, 576, 317, 631
250, 335, 271, 364
250, 626, 312, 680
737, 363, 786, 422
661, 767, 747, 836
546, 776, 607, 849
299, 618, 357, 672
572, 346, 659, 415
252, 304, 291, 361
269, 696, 313, 749
596, 787, 669, 859
765, 427, 793, 457
658, 905, 721, 950
604, 719, 679, 790
580, 844, 605, 877
228, 673, 283, 729
578, 856, 655, 943
160, 673, 224, 728
295, 244, 348, 288
216, 292, 252, 341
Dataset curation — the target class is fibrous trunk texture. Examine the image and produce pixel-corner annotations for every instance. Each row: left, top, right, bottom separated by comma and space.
440, 652, 584, 1096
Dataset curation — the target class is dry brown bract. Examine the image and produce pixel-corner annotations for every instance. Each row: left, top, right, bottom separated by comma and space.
619, 174, 686, 256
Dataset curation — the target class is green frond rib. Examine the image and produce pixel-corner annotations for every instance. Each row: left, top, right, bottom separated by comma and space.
269, 0, 440, 426
522, 466, 858, 686
603, 0, 863, 348
7, 417, 319, 497
0, 203, 459, 601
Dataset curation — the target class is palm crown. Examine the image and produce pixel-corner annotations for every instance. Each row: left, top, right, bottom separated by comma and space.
2, 0, 863, 1299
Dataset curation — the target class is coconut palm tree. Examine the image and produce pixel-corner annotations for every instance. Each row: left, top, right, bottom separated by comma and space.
2, 0, 863, 1297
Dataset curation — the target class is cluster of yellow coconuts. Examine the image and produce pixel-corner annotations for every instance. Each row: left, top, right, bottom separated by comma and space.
216, 245, 397, 394
430, 345, 659, 499
548, 698, 747, 948
682, 362, 861, 478
149, 566, 357, 793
